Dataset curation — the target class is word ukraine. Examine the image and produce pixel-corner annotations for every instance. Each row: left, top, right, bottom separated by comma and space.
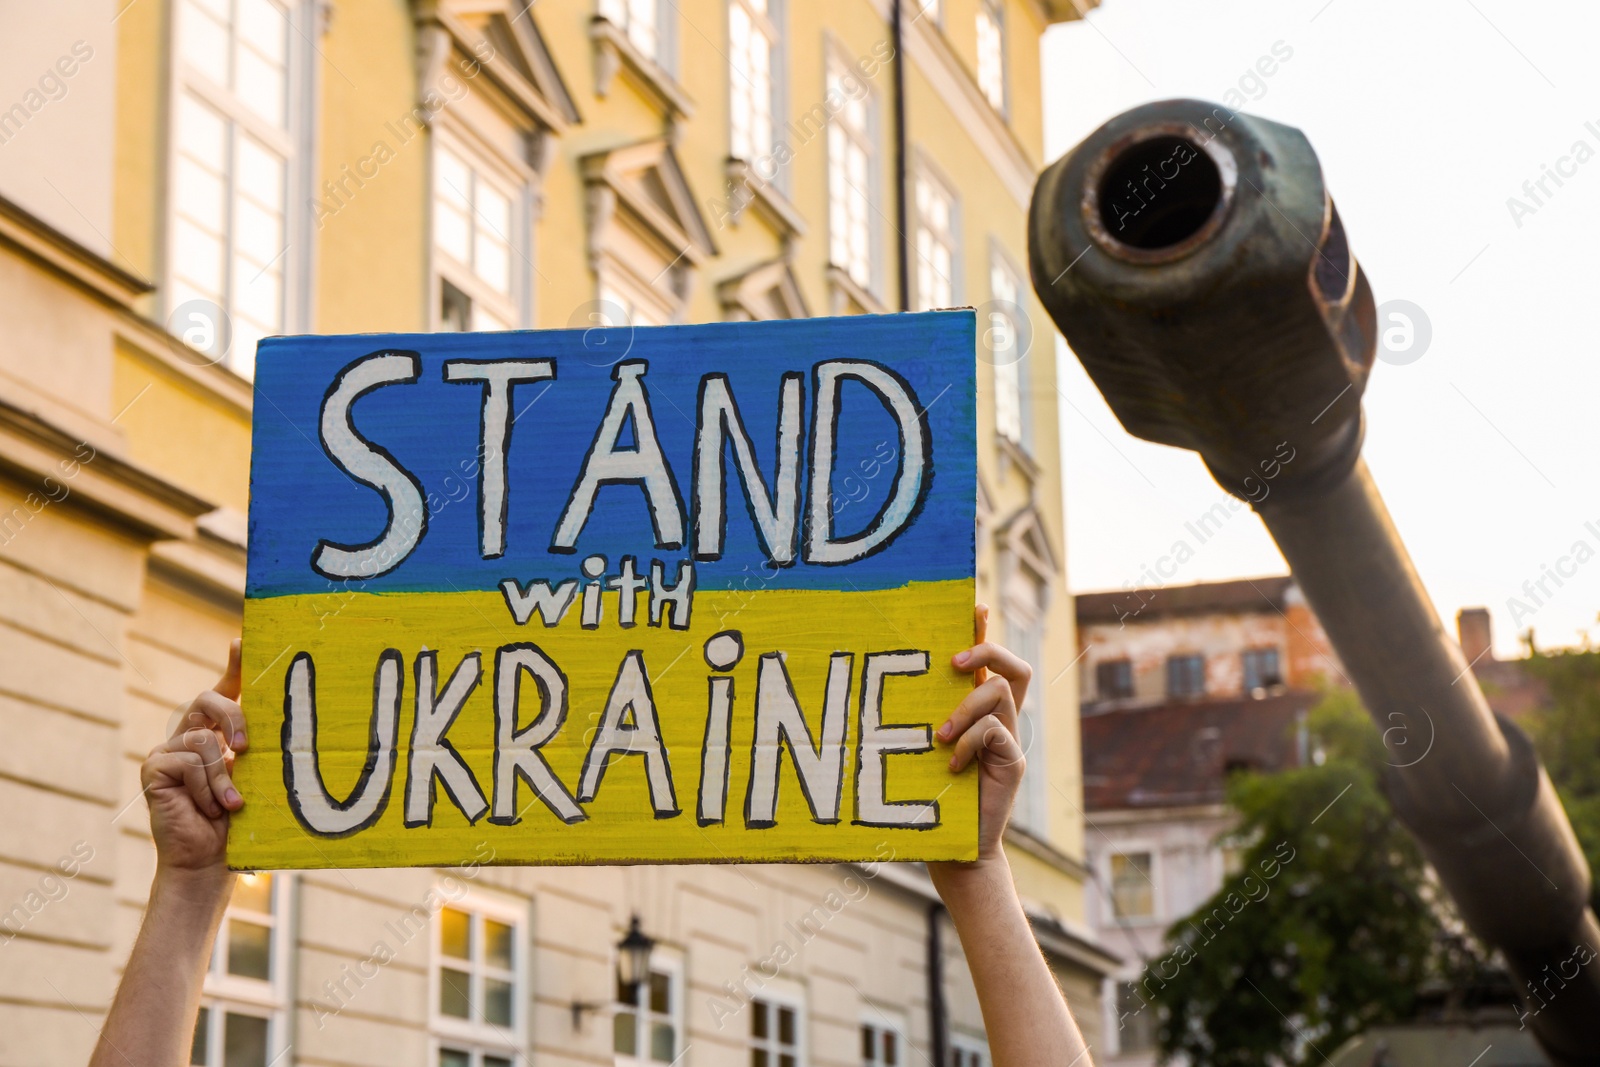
234, 312, 978, 869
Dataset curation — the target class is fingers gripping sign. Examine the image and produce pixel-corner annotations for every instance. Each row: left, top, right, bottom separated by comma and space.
934, 606, 1033, 863
144, 641, 246, 872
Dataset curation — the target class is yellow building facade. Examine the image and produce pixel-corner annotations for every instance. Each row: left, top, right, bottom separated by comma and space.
0, 1, 1112, 1064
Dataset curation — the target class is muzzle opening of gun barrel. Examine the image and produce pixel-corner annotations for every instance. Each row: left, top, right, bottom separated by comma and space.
1082, 129, 1236, 264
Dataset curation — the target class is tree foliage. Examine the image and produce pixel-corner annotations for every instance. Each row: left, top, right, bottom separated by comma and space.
1145, 689, 1459, 1066
1522, 648, 1600, 910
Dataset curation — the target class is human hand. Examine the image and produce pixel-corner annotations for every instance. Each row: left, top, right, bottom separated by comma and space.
141, 640, 246, 884
929, 605, 1031, 885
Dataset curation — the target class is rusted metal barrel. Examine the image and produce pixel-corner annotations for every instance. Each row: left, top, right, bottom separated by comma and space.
1029, 98, 1600, 1065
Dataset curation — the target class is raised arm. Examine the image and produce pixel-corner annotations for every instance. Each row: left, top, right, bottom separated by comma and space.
91, 641, 247, 1067
929, 606, 1093, 1067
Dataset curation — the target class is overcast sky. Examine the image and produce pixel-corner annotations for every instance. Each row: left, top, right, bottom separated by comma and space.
1040, 0, 1600, 656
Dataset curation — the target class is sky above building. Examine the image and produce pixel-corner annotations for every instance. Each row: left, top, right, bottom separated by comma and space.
1042, 0, 1600, 657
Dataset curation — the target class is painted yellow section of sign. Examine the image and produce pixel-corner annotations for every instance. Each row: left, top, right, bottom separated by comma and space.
230, 579, 978, 869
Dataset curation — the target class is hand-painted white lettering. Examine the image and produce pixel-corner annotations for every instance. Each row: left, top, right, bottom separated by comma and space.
855, 650, 937, 827
442, 359, 556, 559
552, 361, 686, 552
283, 650, 402, 836
805, 361, 928, 565
578, 650, 679, 816
312, 352, 428, 580
692, 373, 803, 563
745, 652, 854, 827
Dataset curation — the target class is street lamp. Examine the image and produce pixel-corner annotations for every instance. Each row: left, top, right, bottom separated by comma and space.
571, 914, 656, 1030
616, 914, 655, 996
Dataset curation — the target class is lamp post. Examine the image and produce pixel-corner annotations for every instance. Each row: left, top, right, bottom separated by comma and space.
616, 914, 656, 997
572, 914, 656, 1030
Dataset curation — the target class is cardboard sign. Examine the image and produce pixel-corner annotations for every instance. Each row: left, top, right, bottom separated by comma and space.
232, 311, 978, 869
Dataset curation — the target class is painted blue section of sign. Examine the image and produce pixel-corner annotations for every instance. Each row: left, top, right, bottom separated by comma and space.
246, 312, 976, 597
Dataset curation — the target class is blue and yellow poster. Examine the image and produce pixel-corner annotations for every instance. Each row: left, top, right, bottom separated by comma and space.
232, 311, 978, 868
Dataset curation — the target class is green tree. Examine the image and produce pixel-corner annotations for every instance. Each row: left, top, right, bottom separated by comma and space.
1144, 690, 1462, 1066
1522, 648, 1600, 910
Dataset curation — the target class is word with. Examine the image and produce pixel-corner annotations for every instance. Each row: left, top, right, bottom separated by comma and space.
1506, 119, 1600, 229
311, 840, 495, 1027
313, 356, 928, 579
281, 634, 938, 835
707, 40, 896, 228
309, 42, 492, 229
1, 840, 95, 943
0, 40, 95, 145
1108, 442, 1296, 627
499, 556, 695, 629
708, 844, 895, 1028
1117, 841, 1297, 1031
0, 441, 98, 547
1518, 941, 1596, 1031
1505, 516, 1600, 627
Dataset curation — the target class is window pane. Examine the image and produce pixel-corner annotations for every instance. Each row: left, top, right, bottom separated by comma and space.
440, 967, 472, 1018
485, 1058, 513, 1067
237, 0, 287, 64
650, 1021, 675, 1061
180, 2, 230, 85
440, 907, 472, 959
649, 970, 671, 1014
439, 1050, 471, 1067
752, 1000, 768, 1039
614, 1007, 638, 1055
235, 45, 286, 127
435, 204, 470, 263
485, 977, 513, 1026
474, 231, 511, 295
778, 1006, 795, 1045
234, 257, 282, 328
237, 136, 285, 209
231, 872, 273, 914
178, 95, 228, 169
222, 1012, 269, 1067
886, 1031, 898, 1064
1111, 852, 1155, 918
436, 150, 472, 211
475, 183, 510, 236
192, 1005, 210, 1065
779, 1056, 796, 1067
752, 1051, 769, 1067
177, 156, 227, 235
233, 196, 282, 266
485, 919, 513, 971
226, 920, 272, 980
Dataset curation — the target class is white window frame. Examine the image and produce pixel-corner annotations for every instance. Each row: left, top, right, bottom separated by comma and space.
599, 0, 676, 72
429, 888, 530, 1061
166, 0, 315, 379
431, 127, 531, 333
950, 1032, 991, 1067
1003, 600, 1048, 836
1106, 846, 1160, 923
987, 245, 1027, 449
826, 47, 881, 298
975, 0, 1007, 115
613, 950, 685, 1066
748, 985, 807, 1066
728, 0, 784, 174
860, 1008, 906, 1067
193, 872, 292, 1067
912, 158, 960, 312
